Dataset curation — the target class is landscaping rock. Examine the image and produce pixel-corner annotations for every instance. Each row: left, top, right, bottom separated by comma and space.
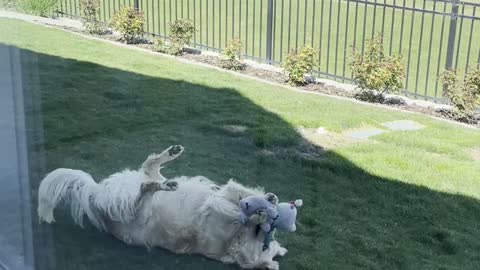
384, 96, 407, 105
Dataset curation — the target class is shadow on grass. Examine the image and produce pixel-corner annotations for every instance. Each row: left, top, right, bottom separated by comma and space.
8, 44, 480, 270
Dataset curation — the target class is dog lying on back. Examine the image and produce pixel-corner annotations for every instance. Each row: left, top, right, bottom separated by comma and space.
38, 145, 287, 269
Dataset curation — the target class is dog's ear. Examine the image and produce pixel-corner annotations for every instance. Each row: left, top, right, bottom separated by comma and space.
264, 193, 279, 205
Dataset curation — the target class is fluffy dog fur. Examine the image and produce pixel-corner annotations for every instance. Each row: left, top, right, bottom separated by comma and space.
37, 145, 287, 269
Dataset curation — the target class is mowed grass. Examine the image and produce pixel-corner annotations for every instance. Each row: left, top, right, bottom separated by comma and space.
2, 18, 480, 269
57, 0, 480, 99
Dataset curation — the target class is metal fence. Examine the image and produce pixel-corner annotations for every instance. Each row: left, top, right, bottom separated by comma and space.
56, 0, 480, 101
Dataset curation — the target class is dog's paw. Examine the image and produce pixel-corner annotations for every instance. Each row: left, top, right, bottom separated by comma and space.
141, 181, 163, 194
162, 180, 179, 191
167, 145, 184, 157
277, 247, 288, 257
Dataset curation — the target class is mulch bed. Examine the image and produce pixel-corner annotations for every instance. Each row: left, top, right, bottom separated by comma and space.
181, 53, 479, 127
48, 24, 479, 128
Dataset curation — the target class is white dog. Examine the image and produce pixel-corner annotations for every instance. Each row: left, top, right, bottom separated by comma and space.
37, 145, 287, 269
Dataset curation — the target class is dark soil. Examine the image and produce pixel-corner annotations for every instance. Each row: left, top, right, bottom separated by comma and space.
435, 109, 480, 125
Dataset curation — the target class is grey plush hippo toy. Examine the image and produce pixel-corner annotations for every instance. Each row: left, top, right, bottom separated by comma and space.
239, 194, 303, 251
261, 199, 302, 250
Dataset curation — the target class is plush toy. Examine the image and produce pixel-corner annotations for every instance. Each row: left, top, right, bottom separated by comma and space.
275, 199, 303, 232
239, 193, 279, 233
261, 199, 303, 251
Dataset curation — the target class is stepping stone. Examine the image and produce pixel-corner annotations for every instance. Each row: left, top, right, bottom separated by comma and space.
315, 127, 327, 135
472, 148, 480, 161
381, 120, 424, 131
343, 127, 387, 140
223, 125, 247, 133
298, 127, 354, 149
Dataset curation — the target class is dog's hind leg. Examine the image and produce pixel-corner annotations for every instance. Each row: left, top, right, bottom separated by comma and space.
142, 145, 184, 181
138, 145, 184, 196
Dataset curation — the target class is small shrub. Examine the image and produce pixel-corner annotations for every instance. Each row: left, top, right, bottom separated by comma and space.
18, 0, 58, 17
439, 67, 480, 120
80, 0, 105, 34
221, 38, 246, 71
153, 38, 167, 52
0, 0, 17, 10
221, 58, 247, 71
84, 21, 106, 34
169, 19, 195, 47
153, 38, 183, 56
80, 0, 99, 19
349, 35, 404, 102
283, 46, 317, 85
153, 19, 195, 55
224, 38, 243, 60
110, 6, 144, 44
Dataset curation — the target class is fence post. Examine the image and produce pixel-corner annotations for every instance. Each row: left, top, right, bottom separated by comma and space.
134, 0, 139, 10
445, 0, 459, 70
266, 0, 274, 64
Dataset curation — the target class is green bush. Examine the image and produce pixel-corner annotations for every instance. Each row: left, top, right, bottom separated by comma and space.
80, 0, 105, 34
153, 19, 195, 55
18, 0, 58, 17
349, 35, 404, 101
110, 6, 144, 44
283, 46, 317, 85
221, 58, 247, 71
80, 0, 99, 20
439, 67, 480, 120
0, 0, 17, 9
221, 38, 246, 71
153, 38, 183, 56
153, 38, 168, 53
169, 19, 195, 47
84, 21, 106, 35
224, 38, 242, 60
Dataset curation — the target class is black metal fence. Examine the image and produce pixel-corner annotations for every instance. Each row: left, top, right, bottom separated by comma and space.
57, 0, 480, 101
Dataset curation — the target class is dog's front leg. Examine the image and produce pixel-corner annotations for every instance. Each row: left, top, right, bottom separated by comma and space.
140, 180, 178, 194
255, 246, 280, 270
269, 241, 288, 257
235, 230, 281, 270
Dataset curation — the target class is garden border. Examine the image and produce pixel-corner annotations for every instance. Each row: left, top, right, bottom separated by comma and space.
0, 9, 477, 130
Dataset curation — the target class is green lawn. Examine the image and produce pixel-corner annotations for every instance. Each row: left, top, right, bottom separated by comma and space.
55, 0, 480, 99
2, 18, 480, 269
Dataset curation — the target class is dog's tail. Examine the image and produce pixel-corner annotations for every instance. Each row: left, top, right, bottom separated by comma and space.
37, 168, 105, 230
